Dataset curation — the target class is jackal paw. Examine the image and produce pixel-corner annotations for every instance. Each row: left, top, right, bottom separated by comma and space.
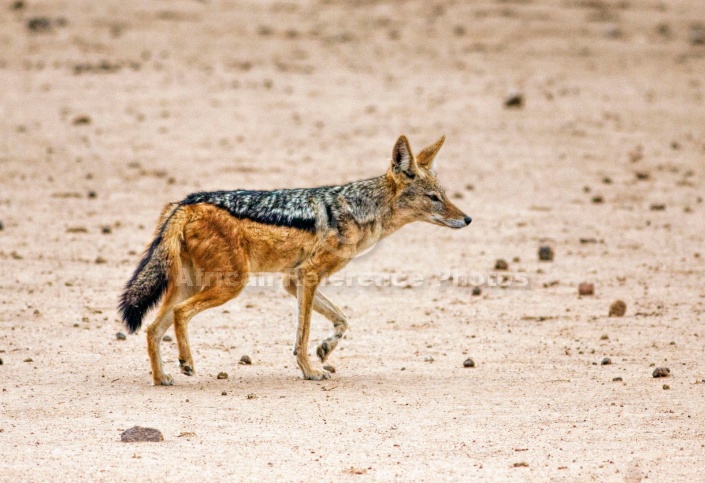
303, 368, 332, 380
155, 373, 174, 386
179, 359, 194, 376
316, 338, 338, 363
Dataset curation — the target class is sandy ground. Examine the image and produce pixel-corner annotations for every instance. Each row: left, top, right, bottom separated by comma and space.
2, 0, 705, 480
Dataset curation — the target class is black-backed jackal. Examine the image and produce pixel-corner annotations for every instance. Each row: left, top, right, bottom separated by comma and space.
119, 135, 472, 385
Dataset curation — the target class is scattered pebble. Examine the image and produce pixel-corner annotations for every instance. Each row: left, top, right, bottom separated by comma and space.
603, 24, 621, 39
662, 384, 670, 390
612, 377, 623, 382
653, 367, 670, 378
649, 203, 666, 211
73, 115, 92, 126
239, 355, 252, 365
602, 176, 612, 184
323, 364, 336, 373
512, 462, 529, 468
609, 300, 627, 317
26, 17, 52, 33
578, 283, 595, 296
11, 1, 25, 10
494, 259, 509, 270
538, 245, 554, 261
116, 332, 126, 340
0, 221, 4, 231
95, 256, 107, 264
504, 91, 524, 108
246, 393, 257, 399
600, 334, 609, 340
601, 357, 612, 365
690, 23, 705, 46
0, 358, 3, 365
424, 355, 434, 363
221, 391, 227, 396
120, 426, 163, 443
471, 286, 482, 296
635, 171, 650, 180
87, 190, 97, 199
591, 195, 604, 204
101, 226, 112, 234
217, 372, 228, 380
23, 358, 33, 363
463, 358, 475, 368
162, 335, 172, 342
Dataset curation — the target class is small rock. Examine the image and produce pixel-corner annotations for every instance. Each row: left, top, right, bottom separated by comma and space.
463, 358, 475, 368
162, 335, 172, 342
120, 426, 163, 442
116, 332, 126, 340
323, 364, 336, 373
424, 355, 434, 363
603, 24, 621, 39
612, 377, 623, 382
217, 372, 228, 380
609, 300, 627, 317
0, 358, 3, 365
538, 245, 554, 261
23, 358, 33, 363
95, 256, 107, 264
600, 334, 609, 340
221, 391, 227, 396
578, 283, 595, 296
87, 190, 97, 199
72, 115, 91, 126
239, 355, 252, 365
649, 203, 666, 211
471, 286, 482, 296
246, 393, 257, 399
635, 171, 650, 180
504, 91, 524, 108
101, 226, 112, 234
662, 384, 670, 390
27, 17, 52, 33
601, 357, 611, 365
591, 195, 604, 204
494, 259, 509, 270
11, 1, 25, 10
689, 23, 705, 46
602, 176, 612, 184
653, 367, 670, 378
0, 221, 4, 231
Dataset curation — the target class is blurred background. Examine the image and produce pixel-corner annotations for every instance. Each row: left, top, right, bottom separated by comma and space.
1, 1, 705, 479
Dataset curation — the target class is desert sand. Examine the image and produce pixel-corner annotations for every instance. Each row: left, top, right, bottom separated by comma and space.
1, 0, 705, 480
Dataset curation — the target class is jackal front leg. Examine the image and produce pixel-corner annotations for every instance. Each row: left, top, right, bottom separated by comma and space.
294, 275, 331, 380
283, 274, 349, 364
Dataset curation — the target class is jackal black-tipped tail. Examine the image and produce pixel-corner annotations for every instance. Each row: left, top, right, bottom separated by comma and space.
118, 233, 170, 333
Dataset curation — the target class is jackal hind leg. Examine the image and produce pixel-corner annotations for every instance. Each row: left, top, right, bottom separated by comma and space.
146, 284, 193, 386
173, 275, 248, 378
282, 274, 349, 367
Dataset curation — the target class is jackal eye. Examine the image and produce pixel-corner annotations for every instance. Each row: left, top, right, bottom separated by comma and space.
426, 193, 441, 202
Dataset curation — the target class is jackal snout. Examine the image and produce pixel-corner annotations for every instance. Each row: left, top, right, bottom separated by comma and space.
388, 134, 472, 230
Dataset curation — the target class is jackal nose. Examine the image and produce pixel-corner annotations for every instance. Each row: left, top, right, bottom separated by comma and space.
463, 216, 472, 226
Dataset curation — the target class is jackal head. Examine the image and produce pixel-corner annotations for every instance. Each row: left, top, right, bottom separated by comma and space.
387, 135, 472, 229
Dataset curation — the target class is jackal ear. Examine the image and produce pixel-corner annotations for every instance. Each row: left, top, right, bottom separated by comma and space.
391, 135, 416, 178
416, 135, 445, 172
